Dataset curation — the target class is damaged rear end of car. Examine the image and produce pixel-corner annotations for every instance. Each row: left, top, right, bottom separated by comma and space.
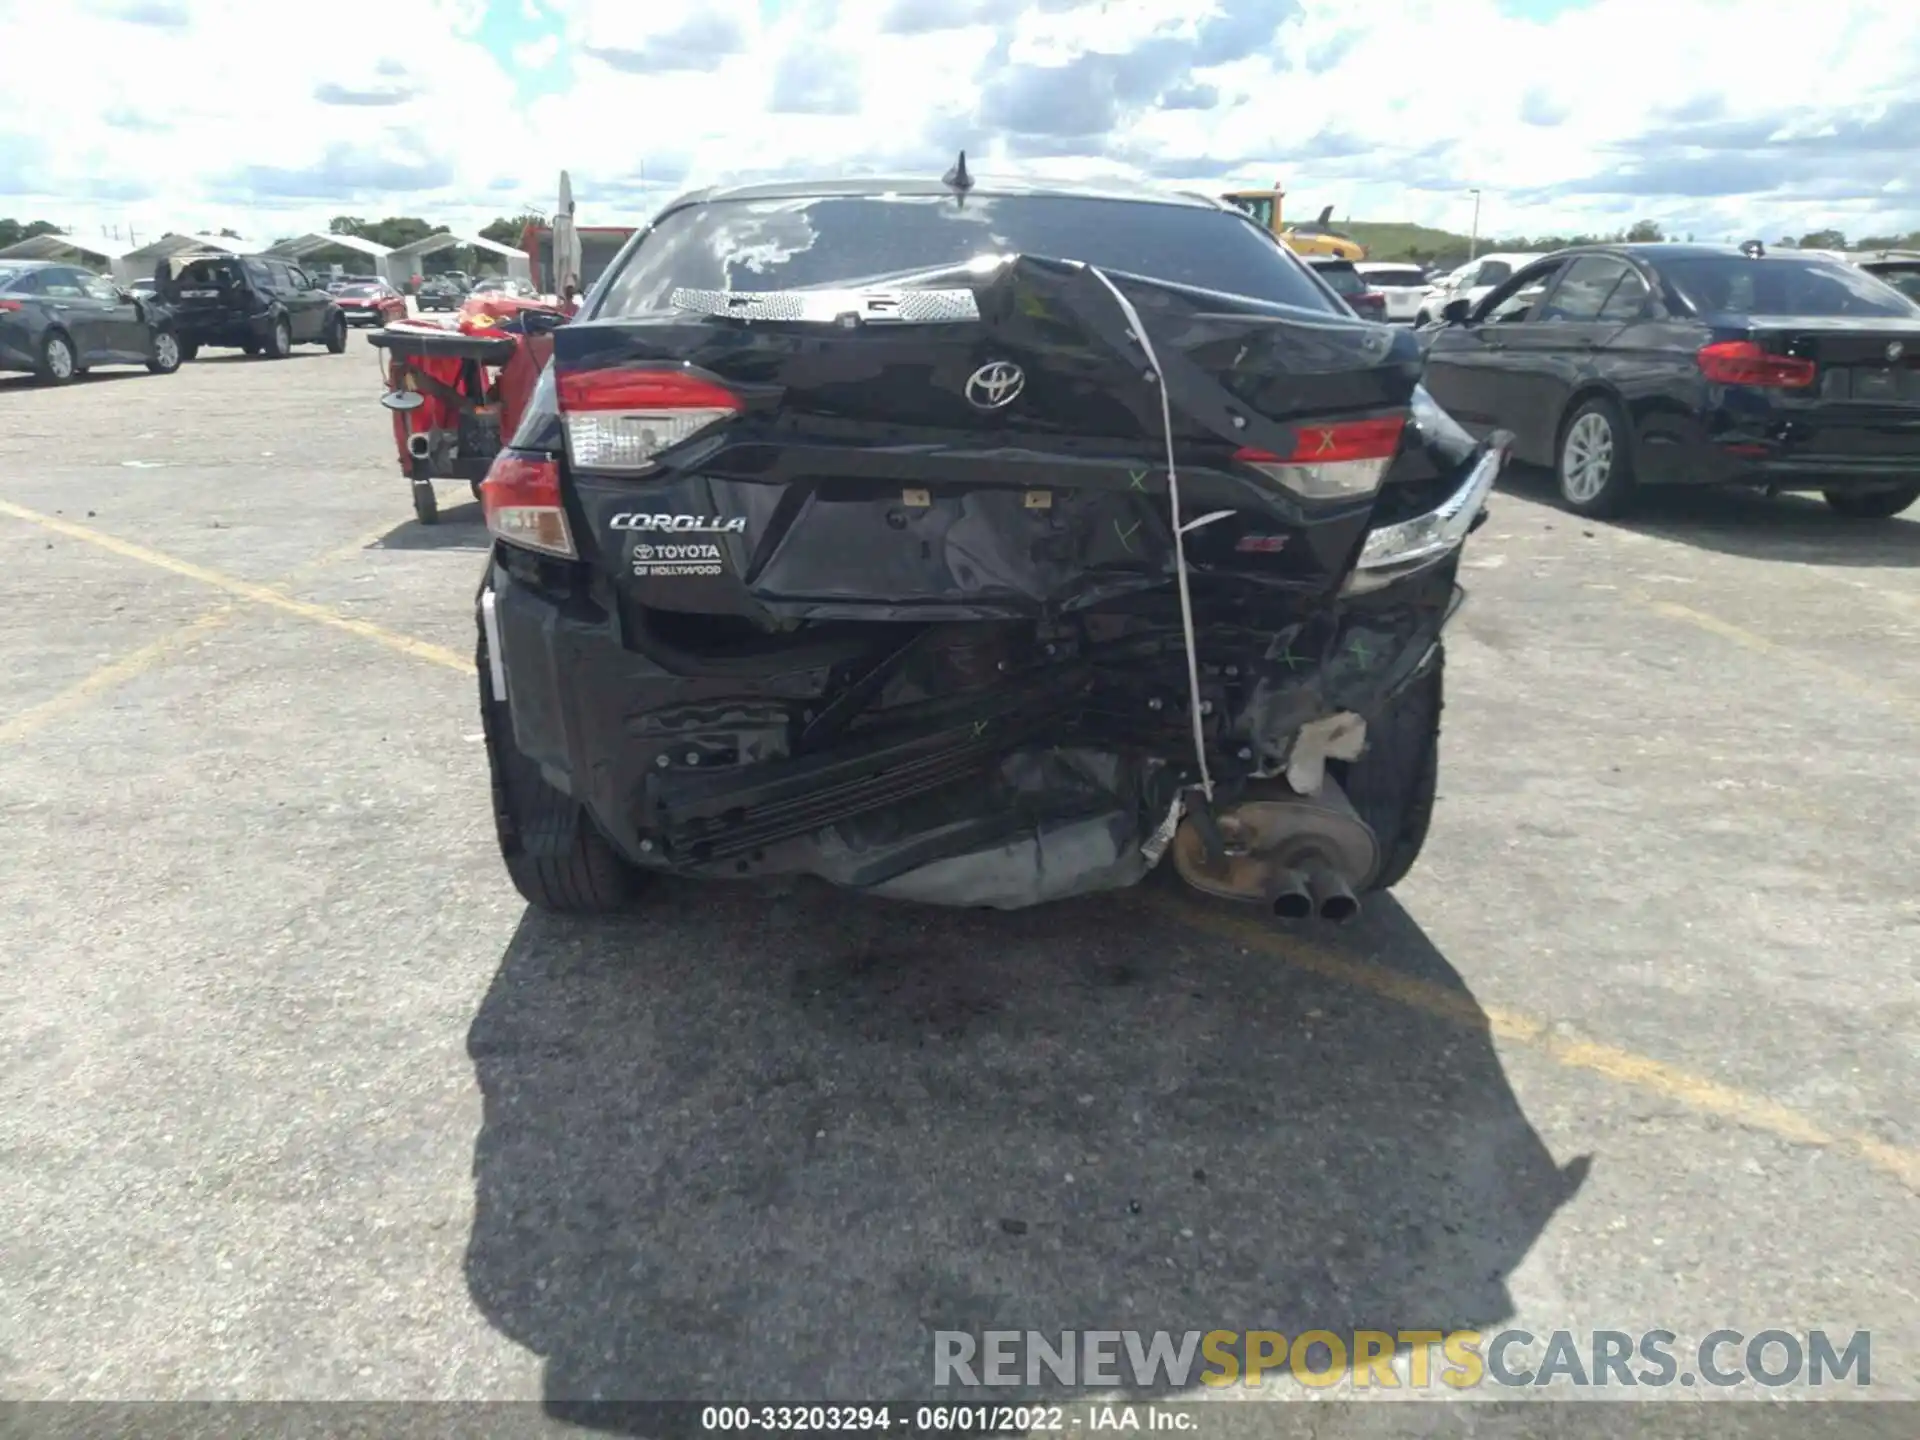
474, 178, 1508, 918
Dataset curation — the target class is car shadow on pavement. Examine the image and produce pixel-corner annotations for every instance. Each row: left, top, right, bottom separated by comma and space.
0, 370, 148, 390
464, 878, 1587, 1429
1502, 465, 1920, 568
371, 500, 489, 551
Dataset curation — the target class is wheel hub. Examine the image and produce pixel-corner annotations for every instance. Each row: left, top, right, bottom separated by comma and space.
1562, 411, 1615, 503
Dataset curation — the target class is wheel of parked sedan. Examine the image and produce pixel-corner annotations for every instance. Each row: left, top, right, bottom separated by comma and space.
36, 330, 77, 385
475, 625, 646, 914
263, 315, 293, 360
146, 330, 182, 375
1555, 396, 1637, 518
324, 315, 348, 354
1823, 483, 1920, 520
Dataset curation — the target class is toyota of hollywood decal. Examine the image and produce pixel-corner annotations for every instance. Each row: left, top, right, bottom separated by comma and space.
611, 513, 745, 579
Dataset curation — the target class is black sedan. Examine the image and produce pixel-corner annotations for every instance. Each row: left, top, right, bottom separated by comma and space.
1420, 243, 1920, 519
0, 260, 184, 383
415, 277, 465, 312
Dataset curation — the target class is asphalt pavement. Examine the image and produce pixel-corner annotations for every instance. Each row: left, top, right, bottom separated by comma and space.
0, 346, 1914, 1426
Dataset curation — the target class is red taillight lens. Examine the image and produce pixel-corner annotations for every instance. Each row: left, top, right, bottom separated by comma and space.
1697, 340, 1815, 389
556, 366, 743, 473
1233, 415, 1406, 500
480, 451, 575, 558
0, 299, 21, 312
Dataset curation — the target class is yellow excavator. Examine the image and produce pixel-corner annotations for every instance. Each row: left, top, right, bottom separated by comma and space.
1221, 184, 1366, 262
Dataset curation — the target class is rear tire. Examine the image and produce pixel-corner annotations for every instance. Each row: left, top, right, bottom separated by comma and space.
324, 315, 347, 354
1334, 645, 1443, 893
36, 330, 77, 385
178, 339, 199, 363
263, 315, 292, 359
146, 329, 182, 374
411, 480, 439, 525
1554, 396, 1638, 517
1823, 482, 1920, 519
477, 626, 644, 914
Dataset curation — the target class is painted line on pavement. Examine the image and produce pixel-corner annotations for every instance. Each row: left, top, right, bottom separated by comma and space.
1151, 898, 1919, 1194
0, 499, 467, 676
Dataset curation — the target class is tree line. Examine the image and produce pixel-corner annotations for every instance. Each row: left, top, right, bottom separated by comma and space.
0, 213, 546, 252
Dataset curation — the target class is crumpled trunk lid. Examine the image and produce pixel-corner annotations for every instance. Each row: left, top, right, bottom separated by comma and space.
551, 255, 1422, 622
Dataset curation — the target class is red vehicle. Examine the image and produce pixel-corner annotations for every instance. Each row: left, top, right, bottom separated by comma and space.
366, 298, 569, 524
333, 280, 408, 328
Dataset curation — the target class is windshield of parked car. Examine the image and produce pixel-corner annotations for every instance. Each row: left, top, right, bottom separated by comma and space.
1476, 261, 1513, 286
0, 265, 24, 290
597, 193, 1339, 316
1663, 256, 1917, 317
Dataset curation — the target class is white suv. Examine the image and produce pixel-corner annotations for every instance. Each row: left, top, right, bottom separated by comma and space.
1354, 261, 1429, 323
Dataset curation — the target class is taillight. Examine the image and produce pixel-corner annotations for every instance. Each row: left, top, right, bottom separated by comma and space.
480, 451, 576, 558
556, 366, 743, 473
1697, 340, 1815, 389
1234, 415, 1407, 500
0, 299, 21, 312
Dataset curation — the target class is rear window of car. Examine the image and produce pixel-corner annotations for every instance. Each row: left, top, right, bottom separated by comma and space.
1662, 256, 1916, 318
1310, 263, 1366, 295
1867, 265, 1920, 302
597, 192, 1339, 317
1361, 266, 1426, 288
172, 258, 242, 287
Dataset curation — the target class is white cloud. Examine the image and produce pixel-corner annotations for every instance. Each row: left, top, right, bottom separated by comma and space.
3, 0, 1918, 246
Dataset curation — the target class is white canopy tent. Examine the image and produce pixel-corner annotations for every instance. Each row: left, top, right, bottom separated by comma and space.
112, 232, 258, 284
0, 233, 136, 276
389, 232, 531, 287
266, 232, 397, 285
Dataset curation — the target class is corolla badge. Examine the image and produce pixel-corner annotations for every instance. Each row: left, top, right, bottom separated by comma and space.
965, 360, 1025, 410
1888, 341, 1905, 362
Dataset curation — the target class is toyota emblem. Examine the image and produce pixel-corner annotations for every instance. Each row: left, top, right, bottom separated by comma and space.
965, 360, 1025, 410
1889, 341, 1906, 362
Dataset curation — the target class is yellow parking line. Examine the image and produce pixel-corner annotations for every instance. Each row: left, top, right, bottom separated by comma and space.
0, 499, 467, 674
0, 608, 236, 745
1153, 899, 1920, 1193
0, 519, 418, 745
1633, 591, 1902, 705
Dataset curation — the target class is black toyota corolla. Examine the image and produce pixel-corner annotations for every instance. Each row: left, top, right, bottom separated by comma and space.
471, 168, 1510, 923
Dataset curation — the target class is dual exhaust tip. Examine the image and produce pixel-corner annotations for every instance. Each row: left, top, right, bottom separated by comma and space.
1267, 867, 1360, 925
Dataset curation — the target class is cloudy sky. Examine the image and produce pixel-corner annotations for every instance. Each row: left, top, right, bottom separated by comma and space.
2, 0, 1917, 248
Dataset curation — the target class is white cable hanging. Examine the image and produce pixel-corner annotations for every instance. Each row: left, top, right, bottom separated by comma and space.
1086, 266, 1215, 804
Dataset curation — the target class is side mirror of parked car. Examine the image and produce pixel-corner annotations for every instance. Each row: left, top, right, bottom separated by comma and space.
1442, 297, 1474, 326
